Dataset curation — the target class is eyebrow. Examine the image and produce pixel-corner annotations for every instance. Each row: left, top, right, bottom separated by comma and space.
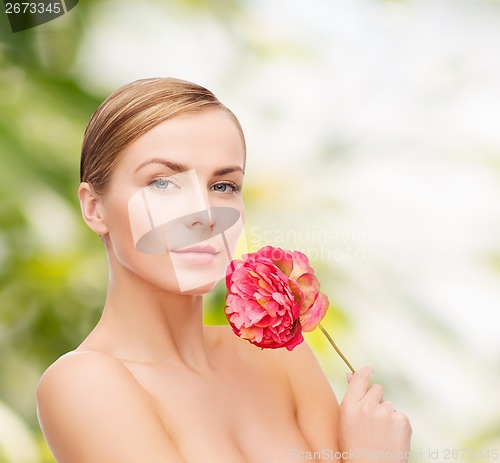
213, 166, 244, 176
134, 158, 244, 176
134, 158, 186, 173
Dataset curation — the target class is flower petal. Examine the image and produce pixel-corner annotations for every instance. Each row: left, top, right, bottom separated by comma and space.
289, 250, 313, 281
287, 278, 304, 312
240, 326, 264, 343
296, 272, 320, 313
255, 246, 294, 277
300, 292, 329, 332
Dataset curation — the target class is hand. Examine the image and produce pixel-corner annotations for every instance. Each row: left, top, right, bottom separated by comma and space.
338, 366, 412, 462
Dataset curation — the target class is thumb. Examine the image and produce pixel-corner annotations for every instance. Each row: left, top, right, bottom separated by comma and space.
343, 366, 373, 403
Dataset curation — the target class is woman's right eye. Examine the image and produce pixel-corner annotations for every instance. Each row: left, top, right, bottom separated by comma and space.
149, 178, 179, 192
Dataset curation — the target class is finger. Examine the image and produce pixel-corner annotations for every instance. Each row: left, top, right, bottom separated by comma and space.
379, 400, 395, 414
344, 366, 374, 402
394, 411, 412, 434
363, 383, 384, 404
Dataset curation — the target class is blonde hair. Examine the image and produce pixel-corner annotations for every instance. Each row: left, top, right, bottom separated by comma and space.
80, 77, 245, 196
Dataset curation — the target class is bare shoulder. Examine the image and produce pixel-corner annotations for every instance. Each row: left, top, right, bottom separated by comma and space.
37, 350, 184, 463
38, 349, 133, 386
278, 340, 340, 404
37, 350, 143, 415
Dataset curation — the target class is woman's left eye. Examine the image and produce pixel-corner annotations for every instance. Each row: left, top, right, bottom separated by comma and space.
210, 182, 240, 194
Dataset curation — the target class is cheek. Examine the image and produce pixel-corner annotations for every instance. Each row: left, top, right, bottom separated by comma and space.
127, 191, 154, 250
101, 190, 184, 291
110, 231, 181, 292
106, 199, 172, 271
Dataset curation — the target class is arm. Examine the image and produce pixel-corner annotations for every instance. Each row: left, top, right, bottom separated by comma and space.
282, 341, 341, 452
36, 351, 185, 463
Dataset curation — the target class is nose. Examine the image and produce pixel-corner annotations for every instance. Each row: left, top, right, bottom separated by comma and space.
184, 180, 216, 230
183, 208, 214, 230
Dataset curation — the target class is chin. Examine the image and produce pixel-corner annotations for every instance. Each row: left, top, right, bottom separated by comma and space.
179, 279, 221, 295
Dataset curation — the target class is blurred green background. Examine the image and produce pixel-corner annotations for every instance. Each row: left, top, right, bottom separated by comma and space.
1, 0, 500, 461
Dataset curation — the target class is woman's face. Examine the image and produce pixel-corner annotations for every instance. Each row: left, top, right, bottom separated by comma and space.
100, 109, 246, 294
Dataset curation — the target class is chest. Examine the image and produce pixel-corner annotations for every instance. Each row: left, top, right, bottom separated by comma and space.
124, 358, 309, 462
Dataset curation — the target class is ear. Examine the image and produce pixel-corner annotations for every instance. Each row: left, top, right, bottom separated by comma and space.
78, 182, 109, 235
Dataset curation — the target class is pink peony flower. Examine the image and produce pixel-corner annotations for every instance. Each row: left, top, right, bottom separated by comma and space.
224, 246, 329, 351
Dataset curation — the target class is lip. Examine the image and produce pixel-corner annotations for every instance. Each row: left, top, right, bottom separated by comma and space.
171, 245, 220, 265
172, 245, 219, 254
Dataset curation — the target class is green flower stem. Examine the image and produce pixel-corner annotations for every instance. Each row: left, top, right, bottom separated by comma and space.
318, 323, 355, 373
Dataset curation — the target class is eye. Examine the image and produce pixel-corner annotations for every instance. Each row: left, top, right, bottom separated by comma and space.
149, 178, 179, 192
210, 182, 241, 194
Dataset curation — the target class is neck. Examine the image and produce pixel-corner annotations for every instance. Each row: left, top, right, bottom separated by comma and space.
85, 255, 212, 371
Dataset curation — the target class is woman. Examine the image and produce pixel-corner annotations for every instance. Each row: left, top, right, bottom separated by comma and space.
37, 77, 412, 462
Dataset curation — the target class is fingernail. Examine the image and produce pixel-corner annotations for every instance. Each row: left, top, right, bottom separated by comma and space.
346, 373, 353, 383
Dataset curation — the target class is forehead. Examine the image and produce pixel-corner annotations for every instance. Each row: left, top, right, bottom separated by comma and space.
119, 109, 245, 172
